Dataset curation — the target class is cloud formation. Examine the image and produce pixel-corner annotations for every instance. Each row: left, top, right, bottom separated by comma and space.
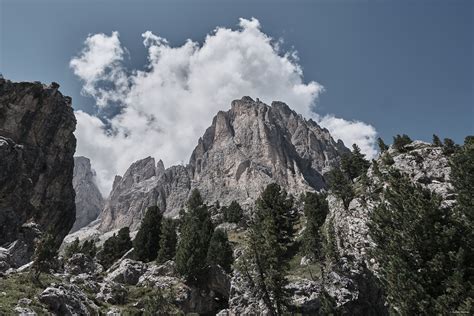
71, 18, 377, 195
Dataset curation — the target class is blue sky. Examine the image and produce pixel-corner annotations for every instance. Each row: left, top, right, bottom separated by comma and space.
1, 0, 473, 191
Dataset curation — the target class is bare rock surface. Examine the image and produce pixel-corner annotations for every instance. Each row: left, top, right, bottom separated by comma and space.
71, 157, 104, 233
0, 79, 76, 249
99, 97, 347, 232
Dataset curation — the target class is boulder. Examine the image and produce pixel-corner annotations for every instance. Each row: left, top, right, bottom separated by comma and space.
105, 259, 146, 285
39, 283, 98, 316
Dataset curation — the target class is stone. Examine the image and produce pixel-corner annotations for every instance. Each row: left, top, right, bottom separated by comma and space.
98, 97, 348, 232
96, 281, 128, 305
70, 157, 104, 233
105, 259, 147, 285
0, 78, 76, 249
65, 253, 102, 276
39, 283, 98, 315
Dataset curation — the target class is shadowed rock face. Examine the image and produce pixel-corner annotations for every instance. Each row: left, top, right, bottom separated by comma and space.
98, 97, 348, 232
0, 79, 76, 247
71, 157, 104, 233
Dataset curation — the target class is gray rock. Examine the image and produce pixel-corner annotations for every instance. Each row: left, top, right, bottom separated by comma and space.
39, 283, 98, 316
98, 97, 348, 232
0, 79, 76, 249
65, 253, 103, 276
96, 281, 127, 305
70, 157, 104, 233
105, 259, 147, 285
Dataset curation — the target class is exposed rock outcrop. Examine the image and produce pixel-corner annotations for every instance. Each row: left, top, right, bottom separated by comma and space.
99, 97, 347, 231
71, 156, 104, 233
0, 79, 76, 251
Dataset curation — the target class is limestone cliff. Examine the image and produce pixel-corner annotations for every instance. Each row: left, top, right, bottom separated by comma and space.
71, 157, 104, 233
0, 79, 76, 250
98, 97, 348, 232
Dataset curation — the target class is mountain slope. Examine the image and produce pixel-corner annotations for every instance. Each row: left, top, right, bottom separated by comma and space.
98, 97, 348, 232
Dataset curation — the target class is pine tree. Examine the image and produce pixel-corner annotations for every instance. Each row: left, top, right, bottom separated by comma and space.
31, 232, 57, 281
80, 239, 97, 258
326, 167, 354, 209
133, 206, 162, 262
222, 200, 244, 223
206, 229, 233, 273
301, 192, 329, 261
443, 138, 458, 155
175, 189, 214, 283
369, 169, 472, 314
238, 184, 295, 315
377, 137, 389, 152
432, 134, 442, 147
98, 227, 132, 269
64, 238, 81, 259
393, 134, 412, 152
156, 218, 178, 264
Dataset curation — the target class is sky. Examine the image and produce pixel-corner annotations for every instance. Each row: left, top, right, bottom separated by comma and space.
1, 0, 473, 194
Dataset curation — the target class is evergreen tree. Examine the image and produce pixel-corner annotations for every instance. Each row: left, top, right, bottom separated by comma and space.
443, 138, 458, 155
326, 167, 354, 209
432, 134, 442, 147
206, 229, 234, 273
369, 169, 472, 314
222, 200, 244, 223
80, 239, 97, 258
133, 206, 163, 262
238, 184, 295, 315
340, 144, 370, 180
64, 238, 81, 259
156, 218, 178, 264
31, 232, 57, 281
301, 192, 329, 260
377, 137, 389, 152
98, 227, 132, 269
381, 152, 395, 166
175, 189, 214, 283
393, 134, 412, 152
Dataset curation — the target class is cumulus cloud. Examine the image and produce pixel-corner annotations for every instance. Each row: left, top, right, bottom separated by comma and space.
71, 18, 377, 195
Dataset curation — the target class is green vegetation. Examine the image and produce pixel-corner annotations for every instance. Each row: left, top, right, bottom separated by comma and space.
98, 227, 132, 269
341, 144, 370, 180
326, 167, 354, 210
443, 137, 458, 155
369, 166, 473, 314
64, 238, 97, 259
301, 192, 329, 261
156, 218, 178, 264
206, 229, 234, 273
31, 232, 57, 281
392, 134, 412, 152
175, 189, 214, 283
133, 206, 162, 262
238, 183, 296, 315
222, 200, 244, 223
432, 134, 442, 147
377, 137, 388, 152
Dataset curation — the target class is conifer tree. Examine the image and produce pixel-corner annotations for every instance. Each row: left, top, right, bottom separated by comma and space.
238, 184, 295, 315
326, 167, 354, 209
393, 134, 412, 152
369, 169, 472, 314
156, 218, 178, 264
98, 227, 132, 269
80, 239, 98, 258
443, 138, 458, 155
175, 189, 214, 283
31, 232, 57, 281
432, 134, 442, 147
64, 238, 81, 259
222, 200, 244, 223
206, 228, 233, 273
301, 192, 329, 260
133, 206, 162, 262
377, 137, 389, 152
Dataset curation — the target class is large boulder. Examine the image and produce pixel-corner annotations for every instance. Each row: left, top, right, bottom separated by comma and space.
0, 79, 76, 250
105, 259, 147, 285
39, 283, 98, 316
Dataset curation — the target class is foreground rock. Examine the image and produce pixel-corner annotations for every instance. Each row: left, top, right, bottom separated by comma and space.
39, 283, 98, 315
0, 79, 76, 250
99, 96, 348, 231
71, 157, 104, 233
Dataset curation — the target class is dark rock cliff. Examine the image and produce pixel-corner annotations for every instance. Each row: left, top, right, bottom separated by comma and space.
0, 79, 76, 250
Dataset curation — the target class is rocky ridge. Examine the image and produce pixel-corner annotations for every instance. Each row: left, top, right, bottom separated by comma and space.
98, 96, 348, 232
0, 79, 76, 265
70, 157, 104, 233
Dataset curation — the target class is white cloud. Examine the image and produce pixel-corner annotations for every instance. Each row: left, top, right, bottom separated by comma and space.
71, 18, 377, 195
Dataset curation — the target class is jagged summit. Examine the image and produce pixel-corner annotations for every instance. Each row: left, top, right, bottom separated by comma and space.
97, 97, 348, 232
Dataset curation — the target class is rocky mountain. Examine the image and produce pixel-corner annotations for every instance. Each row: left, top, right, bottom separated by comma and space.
98, 96, 348, 232
0, 79, 76, 265
71, 157, 104, 233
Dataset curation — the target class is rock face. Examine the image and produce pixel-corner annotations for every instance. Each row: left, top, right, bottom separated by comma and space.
322, 141, 455, 313
99, 97, 347, 231
0, 79, 76, 248
71, 156, 104, 233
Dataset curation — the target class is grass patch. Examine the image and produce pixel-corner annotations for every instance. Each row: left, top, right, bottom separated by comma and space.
0, 273, 60, 315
